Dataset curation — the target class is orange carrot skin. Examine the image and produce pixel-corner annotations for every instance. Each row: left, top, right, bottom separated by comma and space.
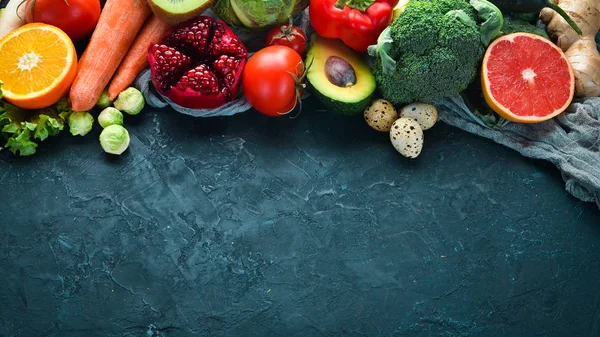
69, 0, 152, 111
108, 15, 171, 100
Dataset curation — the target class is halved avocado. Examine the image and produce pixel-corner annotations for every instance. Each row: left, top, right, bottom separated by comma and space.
306, 34, 376, 115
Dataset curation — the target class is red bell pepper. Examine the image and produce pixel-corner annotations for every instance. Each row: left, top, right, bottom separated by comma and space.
309, 0, 400, 53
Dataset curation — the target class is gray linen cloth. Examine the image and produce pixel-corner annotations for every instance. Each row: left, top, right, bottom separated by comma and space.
435, 31, 600, 209
436, 96, 600, 209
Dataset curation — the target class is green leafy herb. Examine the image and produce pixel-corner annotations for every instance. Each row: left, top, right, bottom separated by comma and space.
470, 0, 504, 46
472, 108, 510, 128
446, 9, 477, 29
0, 83, 73, 156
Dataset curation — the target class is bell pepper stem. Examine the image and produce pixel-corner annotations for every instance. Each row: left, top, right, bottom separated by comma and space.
338, 0, 376, 11
334, 0, 348, 9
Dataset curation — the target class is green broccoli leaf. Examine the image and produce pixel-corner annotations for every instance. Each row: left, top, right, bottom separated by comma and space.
367, 26, 397, 75
470, 0, 504, 46
445, 9, 477, 29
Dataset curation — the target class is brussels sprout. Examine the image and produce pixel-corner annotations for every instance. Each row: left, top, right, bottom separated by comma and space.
213, 0, 309, 30
113, 87, 145, 115
95, 89, 113, 109
98, 107, 123, 128
68, 111, 94, 136
99, 125, 130, 155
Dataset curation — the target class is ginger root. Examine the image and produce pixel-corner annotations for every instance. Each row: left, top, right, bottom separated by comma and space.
541, 0, 600, 97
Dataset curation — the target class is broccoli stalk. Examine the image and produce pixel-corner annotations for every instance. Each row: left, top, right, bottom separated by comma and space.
368, 0, 503, 106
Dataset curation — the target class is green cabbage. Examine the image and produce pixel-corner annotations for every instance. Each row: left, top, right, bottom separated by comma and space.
212, 0, 309, 30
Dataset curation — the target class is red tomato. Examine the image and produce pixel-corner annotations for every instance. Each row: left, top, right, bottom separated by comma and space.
242, 46, 306, 117
25, 0, 101, 42
266, 23, 307, 56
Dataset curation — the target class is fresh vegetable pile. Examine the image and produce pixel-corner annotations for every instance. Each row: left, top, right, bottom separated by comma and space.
0, 0, 596, 159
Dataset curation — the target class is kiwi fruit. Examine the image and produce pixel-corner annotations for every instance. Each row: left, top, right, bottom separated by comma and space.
148, 0, 214, 26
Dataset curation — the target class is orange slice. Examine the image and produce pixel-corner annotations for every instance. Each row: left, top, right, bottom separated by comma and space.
0, 23, 78, 109
481, 33, 575, 124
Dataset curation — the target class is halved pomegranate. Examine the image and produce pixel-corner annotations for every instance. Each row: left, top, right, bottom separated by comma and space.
148, 16, 248, 109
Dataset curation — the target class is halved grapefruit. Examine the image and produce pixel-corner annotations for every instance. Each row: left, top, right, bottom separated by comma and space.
481, 32, 575, 124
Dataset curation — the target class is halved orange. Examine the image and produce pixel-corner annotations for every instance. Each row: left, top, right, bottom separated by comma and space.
0, 23, 77, 109
481, 33, 575, 124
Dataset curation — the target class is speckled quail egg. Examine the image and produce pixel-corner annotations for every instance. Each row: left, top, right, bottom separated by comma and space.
363, 99, 398, 132
389, 117, 424, 159
399, 103, 438, 130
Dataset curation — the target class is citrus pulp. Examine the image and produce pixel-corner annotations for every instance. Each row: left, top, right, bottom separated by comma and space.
0, 23, 78, 109
481, 33, 575, 123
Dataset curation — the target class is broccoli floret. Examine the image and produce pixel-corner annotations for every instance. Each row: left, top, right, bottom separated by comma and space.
500, 14, 549, 39
372, 0, 487, 105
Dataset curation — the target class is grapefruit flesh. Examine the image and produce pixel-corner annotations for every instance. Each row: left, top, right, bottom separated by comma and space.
481, 33, 575, 124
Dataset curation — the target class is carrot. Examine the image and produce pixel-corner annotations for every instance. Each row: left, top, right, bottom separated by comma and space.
69, 0, 152, 111
108, 15, 171, 100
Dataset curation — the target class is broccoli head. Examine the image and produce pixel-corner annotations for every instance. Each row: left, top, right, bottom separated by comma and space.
500, 14, 550, 39
370, 0, 501, 105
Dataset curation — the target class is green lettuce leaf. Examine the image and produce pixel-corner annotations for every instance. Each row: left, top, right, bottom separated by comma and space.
0, 95, 72, 156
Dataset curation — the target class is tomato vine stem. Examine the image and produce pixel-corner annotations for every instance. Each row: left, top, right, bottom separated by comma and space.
280, 56, 314, 119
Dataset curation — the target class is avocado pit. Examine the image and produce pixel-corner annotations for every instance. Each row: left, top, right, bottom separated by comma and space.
305, 34, 375, 115
325, 56, 357, 88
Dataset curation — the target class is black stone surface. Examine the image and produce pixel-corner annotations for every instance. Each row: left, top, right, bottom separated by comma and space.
1, 100, 599, 337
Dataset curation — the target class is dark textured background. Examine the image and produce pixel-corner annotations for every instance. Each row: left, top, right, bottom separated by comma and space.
0, 100, 599, 337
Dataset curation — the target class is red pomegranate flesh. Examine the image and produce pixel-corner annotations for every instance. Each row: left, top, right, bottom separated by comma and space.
148, 16, 248, 109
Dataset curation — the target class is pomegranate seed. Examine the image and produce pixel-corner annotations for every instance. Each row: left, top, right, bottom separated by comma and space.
163, 16, 214, 57
176, 64, 220, 95
212, 55, 242, 88
219, 80, 232, 101
207, 22, 247, 58
150, 44, 191, 92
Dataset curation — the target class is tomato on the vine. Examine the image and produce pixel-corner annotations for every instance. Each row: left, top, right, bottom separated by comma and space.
25, 0, 101, 42
242, 45, 307, 117
265, 22, 307, 56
